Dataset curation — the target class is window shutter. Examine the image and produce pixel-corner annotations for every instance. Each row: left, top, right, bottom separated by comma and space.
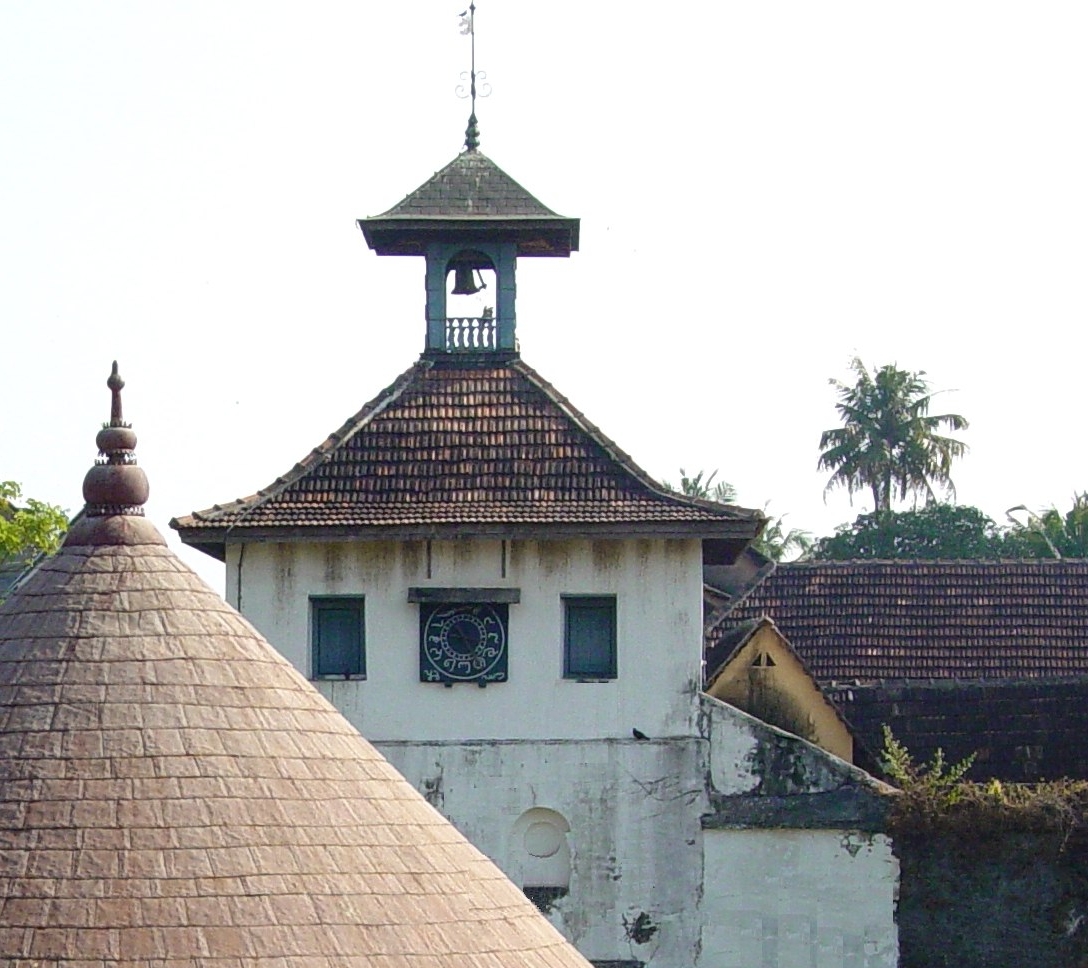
312, 598, 365, 679
564, 597, 616, 679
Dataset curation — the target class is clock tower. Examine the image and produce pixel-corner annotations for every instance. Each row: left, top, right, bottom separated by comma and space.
359, 139, 579, 359
172, 12, 898, 967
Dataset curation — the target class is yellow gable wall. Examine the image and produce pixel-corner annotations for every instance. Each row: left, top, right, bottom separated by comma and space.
706, 624, 853, 763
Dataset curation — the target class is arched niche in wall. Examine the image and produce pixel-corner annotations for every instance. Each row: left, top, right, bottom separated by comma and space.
510, 807, 571, 912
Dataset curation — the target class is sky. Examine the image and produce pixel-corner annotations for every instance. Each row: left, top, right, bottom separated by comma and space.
2, 2, 1086, 591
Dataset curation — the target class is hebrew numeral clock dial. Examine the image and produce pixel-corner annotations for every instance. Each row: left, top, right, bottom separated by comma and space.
420, 603, 508, 684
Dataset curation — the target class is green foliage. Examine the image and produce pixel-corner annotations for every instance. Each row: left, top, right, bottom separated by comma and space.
1006, 493, 1088, 559
0, 481, 68, 571
881, 725, 976, 806
809, 504, 1014, 560
662, 470, 810, 561
662, 468, 737, 504
751, 505, 812, 562
882, 727, 1088, 844
818, 358, 969, 512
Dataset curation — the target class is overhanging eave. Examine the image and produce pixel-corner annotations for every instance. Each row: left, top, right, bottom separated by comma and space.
359, 217, 580, 257
174, 519, 760, 562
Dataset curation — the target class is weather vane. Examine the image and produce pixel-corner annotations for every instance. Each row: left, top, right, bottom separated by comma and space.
456, 2, 490, 150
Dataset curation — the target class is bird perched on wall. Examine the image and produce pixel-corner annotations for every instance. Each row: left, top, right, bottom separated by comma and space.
632, 728, 649, 741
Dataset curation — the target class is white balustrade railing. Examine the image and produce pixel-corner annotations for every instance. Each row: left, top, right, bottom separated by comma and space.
445, 316, 496, 352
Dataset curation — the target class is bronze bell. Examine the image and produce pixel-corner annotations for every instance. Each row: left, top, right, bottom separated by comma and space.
451, 265, 485, 295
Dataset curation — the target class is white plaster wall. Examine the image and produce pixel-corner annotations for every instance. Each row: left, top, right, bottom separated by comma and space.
380, 737, 707, 968
700, 829, 899, 968
227, 537, 703, 741
703, 694, 866, 796
226, 538, 900, 968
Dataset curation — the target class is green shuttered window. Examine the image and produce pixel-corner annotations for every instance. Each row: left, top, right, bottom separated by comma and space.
563, 596, 617, 679
311, 597, 366, 679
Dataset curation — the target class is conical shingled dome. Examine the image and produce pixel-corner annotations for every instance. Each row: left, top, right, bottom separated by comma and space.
0, 366, 592, 968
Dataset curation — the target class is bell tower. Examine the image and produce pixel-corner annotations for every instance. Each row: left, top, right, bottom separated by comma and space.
358, 6, 578, 359
360, 151, 578, 359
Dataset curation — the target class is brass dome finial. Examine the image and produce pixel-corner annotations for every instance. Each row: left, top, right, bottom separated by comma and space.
82, 361, 148, 518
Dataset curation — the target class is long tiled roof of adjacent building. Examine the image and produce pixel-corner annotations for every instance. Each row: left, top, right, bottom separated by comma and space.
721, 560, 1088, 682
172, 358, 763, 558
832, 676, 1088, 783
0, 364, 595, 968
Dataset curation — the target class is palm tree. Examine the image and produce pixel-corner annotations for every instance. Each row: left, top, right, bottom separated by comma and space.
1006, 493, 1088, 558
752, 507, 812, 562
663, 468, 738, 504
663, 471, 810, 561
818, 358, 968, 512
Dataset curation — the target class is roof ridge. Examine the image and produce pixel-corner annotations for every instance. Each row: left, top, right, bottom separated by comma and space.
512, 359, 763, 523
374, 150, 563, 221
170, 360, 430, 528
173, 357, 766, 552
704, 615, 856, 737
372, 153, 472, 218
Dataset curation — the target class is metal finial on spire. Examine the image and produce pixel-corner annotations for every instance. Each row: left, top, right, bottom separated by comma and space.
63, 361, 166, 547
83, 361, 149, 518
456, 2, 490, 151
465, 112, 480, 151
107, 360, 127, 427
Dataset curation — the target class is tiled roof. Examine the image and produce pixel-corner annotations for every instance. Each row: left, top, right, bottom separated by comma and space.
722, 560, 1088, 682
172, 359, 762, 552
0, 529, 594, 966
833, 677, 1088, 782
703, 616, 854, 736
360, 150, 579, 256
0, 554, 34, 599
375, 150, 562, 220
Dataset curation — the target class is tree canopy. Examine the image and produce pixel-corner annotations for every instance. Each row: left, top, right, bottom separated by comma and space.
818, 358, 969, 512
809, 497, 1088, 560
663, 468, 737, 504
1006, 493, 1088, 559
752, 507, 812, 562
0, 481, 68, 578
809, 505, 1014, 560
663, 469, 811, 561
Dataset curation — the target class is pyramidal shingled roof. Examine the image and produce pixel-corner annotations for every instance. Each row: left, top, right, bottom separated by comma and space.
0, 365, 594, 968
172, 358, 763, 559
376, 150, 561, 220
360, 150, 580, 256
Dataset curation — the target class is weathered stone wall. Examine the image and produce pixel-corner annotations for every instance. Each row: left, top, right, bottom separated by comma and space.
895, 827, 1088, 968
380, 736, 708, 967
701, 829, 900, 967
700, 696, 900, 968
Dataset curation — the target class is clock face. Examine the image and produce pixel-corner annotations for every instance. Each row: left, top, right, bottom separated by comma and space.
420, 603, 508, 683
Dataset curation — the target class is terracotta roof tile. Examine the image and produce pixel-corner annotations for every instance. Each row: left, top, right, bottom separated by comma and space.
172, 359, 761, 550
0, 536, 594, 967
721, 560, 1088, 682
703, 616, 854, 736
